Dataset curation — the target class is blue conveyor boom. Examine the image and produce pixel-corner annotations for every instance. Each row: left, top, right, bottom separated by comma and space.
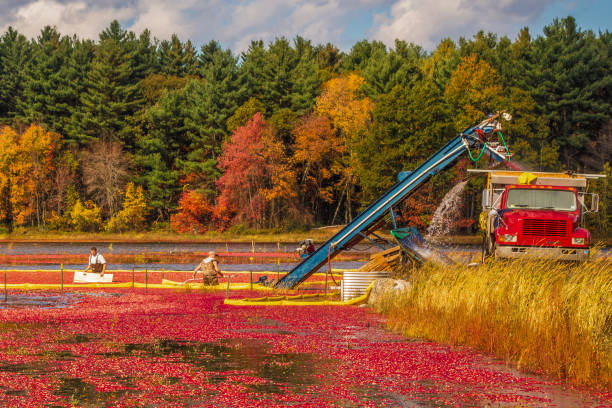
276, 113, 512, 288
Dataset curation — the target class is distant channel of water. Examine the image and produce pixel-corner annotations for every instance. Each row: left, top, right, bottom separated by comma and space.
0, 261, 367, 271
0, 242, 374, 255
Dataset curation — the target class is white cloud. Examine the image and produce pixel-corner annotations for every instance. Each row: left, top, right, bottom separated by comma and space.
0, 0, 559, 51
129, 0, 225, 42
3, 0, 135, 40
372, 0, 555, 49
223, 0, 347, 51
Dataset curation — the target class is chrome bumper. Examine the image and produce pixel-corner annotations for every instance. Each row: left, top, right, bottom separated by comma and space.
495, 245, 589, 261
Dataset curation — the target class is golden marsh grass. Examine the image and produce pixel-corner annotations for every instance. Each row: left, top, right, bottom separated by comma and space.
378, 254, 612, 388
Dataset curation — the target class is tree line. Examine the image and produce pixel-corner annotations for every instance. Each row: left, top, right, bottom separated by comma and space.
0, 17, 610, 236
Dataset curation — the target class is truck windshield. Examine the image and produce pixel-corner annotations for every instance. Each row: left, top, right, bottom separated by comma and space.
506, 189, 577, 211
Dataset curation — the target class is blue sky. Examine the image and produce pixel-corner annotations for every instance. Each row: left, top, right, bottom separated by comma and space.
0, 0, 609, 51
530, 0, 611, 36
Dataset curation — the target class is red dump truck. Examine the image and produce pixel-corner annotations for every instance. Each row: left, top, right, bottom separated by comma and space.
474, 170, 603, 261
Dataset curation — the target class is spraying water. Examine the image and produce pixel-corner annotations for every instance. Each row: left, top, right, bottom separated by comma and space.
396, 181, 468, 265
426, 181, 468, 244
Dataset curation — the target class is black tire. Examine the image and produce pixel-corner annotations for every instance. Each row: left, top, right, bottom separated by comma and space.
481, 234, 495, 262
481, 233, 487, 263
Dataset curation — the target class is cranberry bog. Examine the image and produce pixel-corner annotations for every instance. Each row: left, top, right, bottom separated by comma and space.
0, 287, 610, 407
0, 241, 372, 265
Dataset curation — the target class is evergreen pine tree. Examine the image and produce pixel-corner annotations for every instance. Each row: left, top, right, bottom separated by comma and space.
65, 38, 95, 145
159, 34, 185, 76
529, 17, 612, 167
20, 26, 77, 135
80, 21, 142, 146
0, 27, 31, 122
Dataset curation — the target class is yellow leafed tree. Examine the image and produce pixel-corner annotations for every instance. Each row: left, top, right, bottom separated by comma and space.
69, 200, 103, 232
444, 54, 503, 130
314, 73, 374, 222
0, 125, 61, 229
105, 182, 149, 232
315, 73, 373, 141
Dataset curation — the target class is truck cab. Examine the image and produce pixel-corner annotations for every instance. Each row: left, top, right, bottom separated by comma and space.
475, 170, 603, 261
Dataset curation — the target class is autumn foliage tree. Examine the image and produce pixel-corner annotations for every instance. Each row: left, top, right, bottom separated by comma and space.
444, 54, 503, 130
105, 182, 149, 232
170, 190, 214, 234
0, 125, 60, 229
292, 114, 344, 222
68, 200, 102, 232
217, 113, 300, 229
315, 73, 373, 222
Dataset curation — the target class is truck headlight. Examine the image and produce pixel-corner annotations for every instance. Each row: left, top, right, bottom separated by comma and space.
502, 234, 517, 243
572, 237, 585, 245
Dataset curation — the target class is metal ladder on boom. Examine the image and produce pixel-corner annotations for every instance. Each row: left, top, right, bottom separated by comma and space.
275, 112, 513, 289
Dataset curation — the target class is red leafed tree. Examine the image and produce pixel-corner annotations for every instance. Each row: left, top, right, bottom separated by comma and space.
399, 159, 472, 233
170, 190, 214, 234
399, 183, 438, 230
217, 113, 300, 229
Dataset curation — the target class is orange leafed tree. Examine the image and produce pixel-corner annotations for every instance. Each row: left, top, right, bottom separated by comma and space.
171, 190, 234, 234
0, 125, 61, 228
292, 114, 345, 218
170, 190, 214, 234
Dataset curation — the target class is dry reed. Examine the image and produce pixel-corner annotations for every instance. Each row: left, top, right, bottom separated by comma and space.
377, 255, 612, 388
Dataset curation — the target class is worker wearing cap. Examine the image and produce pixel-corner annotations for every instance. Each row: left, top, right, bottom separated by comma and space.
193, 251, 223, 286
84, 247, 106, 276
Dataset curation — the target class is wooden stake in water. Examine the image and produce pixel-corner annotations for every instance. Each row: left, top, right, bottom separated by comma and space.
276, 259, 280, 282
324, 270, 328, 296
250, 271, 253, 291
252, 240, 255, 254
60, 264, 64, 293
225, 275, 231, 299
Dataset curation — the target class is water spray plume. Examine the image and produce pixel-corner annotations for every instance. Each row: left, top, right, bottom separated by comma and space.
426, 181, 468, 244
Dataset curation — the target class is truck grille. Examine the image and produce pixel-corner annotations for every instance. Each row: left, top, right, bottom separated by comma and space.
522, 219, 568, 237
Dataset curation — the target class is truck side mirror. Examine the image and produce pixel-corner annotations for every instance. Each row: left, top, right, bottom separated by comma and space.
579, 193, 600, 213
591, 194, 599, 213
481, 189, 491, 209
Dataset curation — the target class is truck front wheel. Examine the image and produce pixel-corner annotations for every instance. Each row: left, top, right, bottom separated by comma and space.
481, 234, 496, 262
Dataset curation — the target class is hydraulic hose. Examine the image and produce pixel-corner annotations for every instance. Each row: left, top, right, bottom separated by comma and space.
327, 245, 339, 286
467, 142, 488, 162
497, 131, 511, 161
467, 131, 511, 163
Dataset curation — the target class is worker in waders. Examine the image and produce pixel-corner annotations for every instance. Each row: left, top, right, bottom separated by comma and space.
84, 247, 106, 277
193, 251, 223, 286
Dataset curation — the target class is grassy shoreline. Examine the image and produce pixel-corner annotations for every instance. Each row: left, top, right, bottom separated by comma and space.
0, 228, 428, 244
0, 229, 609, 246
376, 257, 612, 389
0, 227, 343, 243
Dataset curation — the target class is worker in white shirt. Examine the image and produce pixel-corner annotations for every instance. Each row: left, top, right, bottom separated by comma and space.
84, 247, 106, 276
